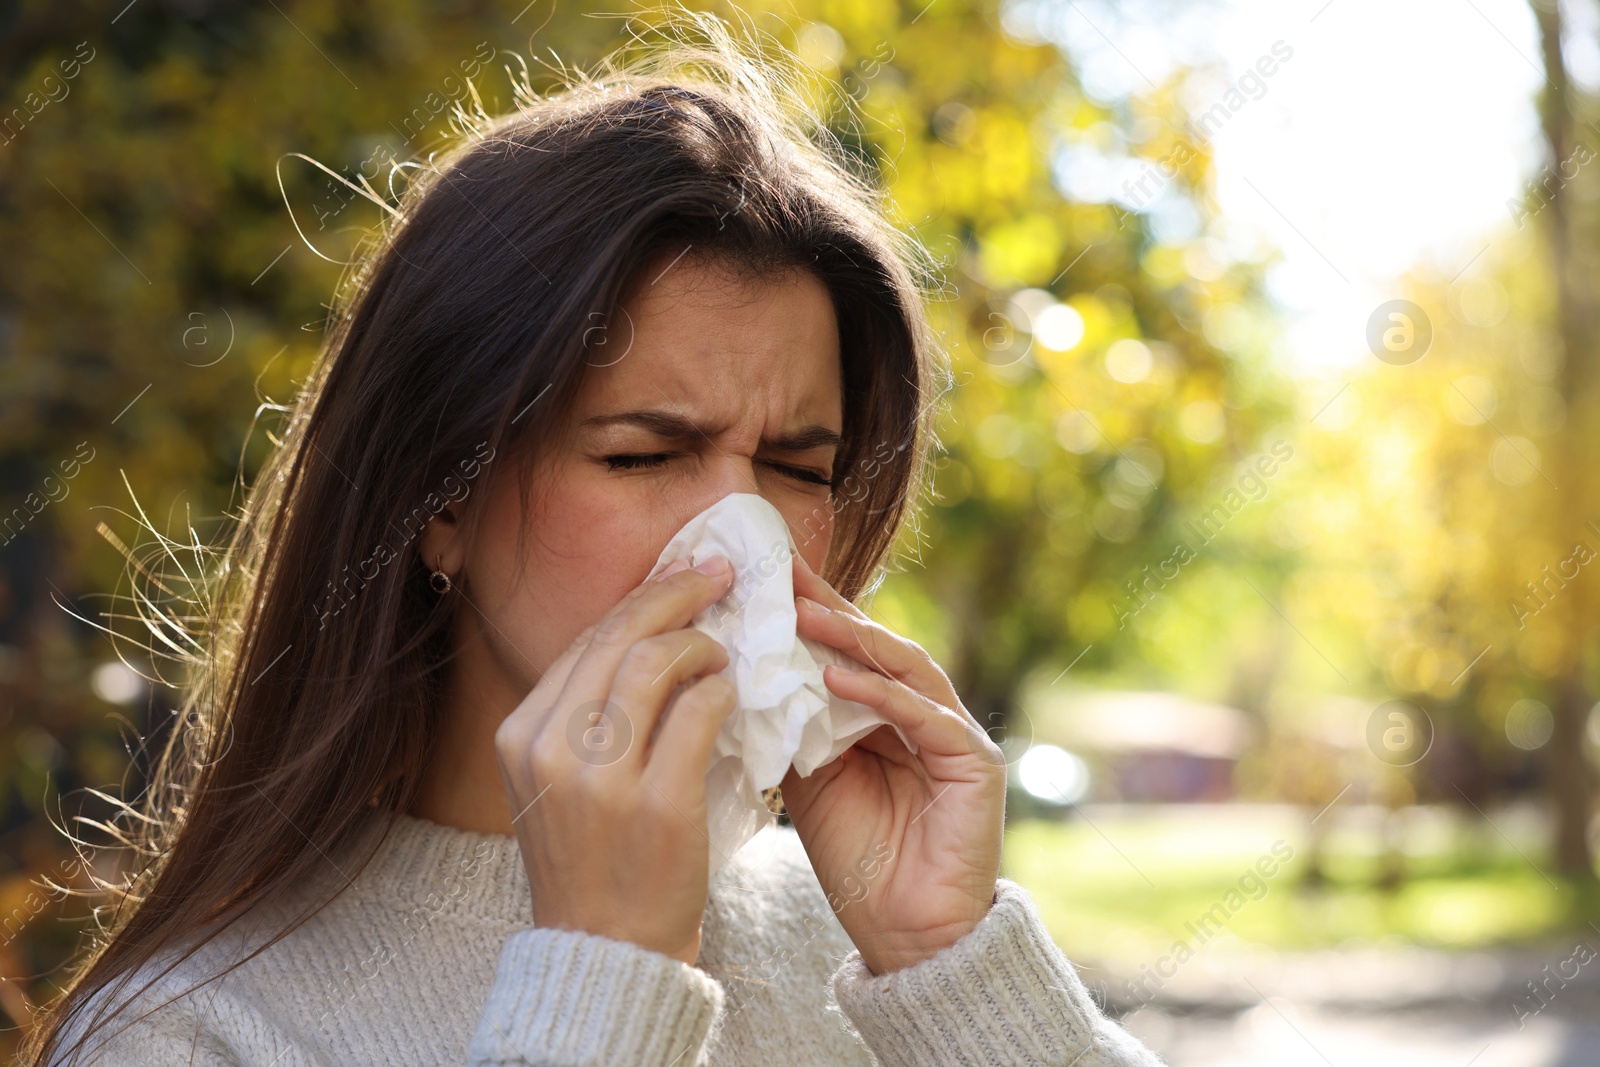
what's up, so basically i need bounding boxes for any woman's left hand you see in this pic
[779,550,1007,976]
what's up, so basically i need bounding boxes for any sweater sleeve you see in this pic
[466,926,726,1067]
[829,878,1166,1067]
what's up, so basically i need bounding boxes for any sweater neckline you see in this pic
[319,806,803,931]
[331,807,534,928]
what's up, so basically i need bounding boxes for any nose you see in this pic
[651,451,834,577]
[682,453,764,518]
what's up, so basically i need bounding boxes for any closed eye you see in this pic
[601,453,832,486]
[764,461,832,486]
[603,453,674,471]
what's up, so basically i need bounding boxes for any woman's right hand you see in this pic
[493,554,738,967]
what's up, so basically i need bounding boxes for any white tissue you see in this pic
[645,493,916,877]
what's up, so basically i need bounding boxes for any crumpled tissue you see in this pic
[645,493,916,877]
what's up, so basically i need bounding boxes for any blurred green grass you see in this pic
[1004,809,1576,964]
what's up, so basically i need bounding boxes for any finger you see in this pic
[846,717,922,767]
[558,558,734,708]
[792,553,960,705]
[602,630,730,770]
[796,595,954,703]
[822,663,989,767]
[791,550,867,620]
[530,557,697,701]
[644,673,739,803]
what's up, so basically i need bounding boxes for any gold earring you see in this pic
[429,553,453,595]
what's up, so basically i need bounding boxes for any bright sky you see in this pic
[1003,0,1562,378]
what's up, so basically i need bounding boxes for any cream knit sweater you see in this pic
[53,809,1164,1066]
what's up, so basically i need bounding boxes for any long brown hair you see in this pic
[24,11,945,1065]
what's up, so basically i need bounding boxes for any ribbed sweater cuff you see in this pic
[468,926,724,1067]
[830,878,1161,1067]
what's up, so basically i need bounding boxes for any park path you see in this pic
[1099,939,1600,1066]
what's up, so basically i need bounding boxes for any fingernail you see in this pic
[797,596,829,615]
[655,559,690,581]
[693,555,731,576]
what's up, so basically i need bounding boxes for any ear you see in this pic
[418,500,467,581]
[419,443,518,584]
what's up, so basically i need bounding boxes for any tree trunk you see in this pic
[1531,0,1597,880]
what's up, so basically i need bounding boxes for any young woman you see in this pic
[26,16,1165,1067]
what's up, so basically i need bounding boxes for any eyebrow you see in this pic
[580,409,843,452]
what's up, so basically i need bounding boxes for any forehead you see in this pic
[570,252,842,427]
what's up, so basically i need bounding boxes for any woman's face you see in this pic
[437,251,843,699]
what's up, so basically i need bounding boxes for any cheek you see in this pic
[467,466,662,674]
[778,497,834,575]
[520,477,657,624]
[506,464,732,633]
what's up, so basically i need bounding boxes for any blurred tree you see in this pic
[1526,0,1599,882]
[1241,0,1600,889]
[818,1,1298,740]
